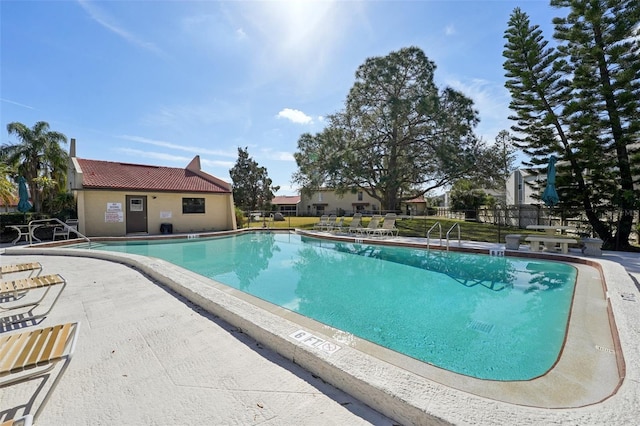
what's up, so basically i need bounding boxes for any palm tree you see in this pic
[0,163,17,212]
[2,121,68,212]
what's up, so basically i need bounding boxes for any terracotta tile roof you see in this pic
[272,195,300,205]
[406,195,426,203]
[77,158,230,193]
[1,195,18,207]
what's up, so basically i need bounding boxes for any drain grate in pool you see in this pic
[467,320,494,334]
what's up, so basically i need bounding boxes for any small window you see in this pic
[183,198,205,214]
[318,193,323,202]
[130,198,144,212]
[357,191,363,201]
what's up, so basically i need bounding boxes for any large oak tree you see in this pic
[293,47,501,212]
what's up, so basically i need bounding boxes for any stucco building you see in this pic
[506,169,542,206]
[68,139,236,237]
[299,188,380,216]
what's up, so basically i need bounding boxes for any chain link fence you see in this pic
[238,206,640,246]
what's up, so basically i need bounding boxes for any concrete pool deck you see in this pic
[1,232,639,425]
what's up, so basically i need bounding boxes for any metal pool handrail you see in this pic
[28,218,92,248]
[446,223,461,250]
[427,222,442,247]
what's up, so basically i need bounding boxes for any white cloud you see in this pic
[236,28,248,40]
[76,0,165,57]
[276,108,313,124]
[199,158,236,169]
[120,135,236,157]
[116,148,193,164]
[260,148,296,162]
[0,98,35,109]
[180,9,249,49]
[445,24,456,36]
[116,148,234,168]
[444,77,512,142]
[141,100,247,127]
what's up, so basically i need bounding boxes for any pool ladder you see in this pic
[427,221,461,251]
[426,222,442,247]
[446,223,461,250]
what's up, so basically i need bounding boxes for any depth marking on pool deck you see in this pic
[595,345,615,354]
[290,330,341,355]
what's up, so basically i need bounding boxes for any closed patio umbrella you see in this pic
[17,176,32,213]
[541,155,559,207]
[541,156,559,226]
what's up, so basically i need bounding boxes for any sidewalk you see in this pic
[2,237,639,425]
[0,252,394,425]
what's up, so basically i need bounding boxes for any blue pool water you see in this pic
[87,232,577,380]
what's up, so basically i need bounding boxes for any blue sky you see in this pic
[1,1,558,195]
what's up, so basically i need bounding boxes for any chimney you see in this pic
[70,138,76,157]
[186,155,201,172]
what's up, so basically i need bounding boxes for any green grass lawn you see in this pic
[244,215,543,244]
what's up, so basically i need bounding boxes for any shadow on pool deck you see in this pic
[0,253,395,425]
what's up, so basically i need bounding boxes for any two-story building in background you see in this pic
[299,188,380,216]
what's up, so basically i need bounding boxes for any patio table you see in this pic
[9,224,42,245]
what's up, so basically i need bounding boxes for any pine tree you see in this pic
[552,0,640,249]
[503,2,640,250]
[229,147,279,212]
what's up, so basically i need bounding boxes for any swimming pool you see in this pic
[87,232,577,381]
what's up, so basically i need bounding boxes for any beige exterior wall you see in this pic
[506,170,542,206]
[77,189,236,237]
[299,189,380,216]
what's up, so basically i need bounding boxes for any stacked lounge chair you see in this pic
[0,262,79,424]
[346,213,363,234]
[368,213,399,237]
[319,214,337,231]
[313,215,330,230]
[327,216,345,232]
[0,262,42,277]
[1,274,67,325]
[356,215,382,236]
[0,322,79,422]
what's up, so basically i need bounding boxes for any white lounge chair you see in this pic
[1,274,66,325]
[313,215,330,230]
[356,215,382,236]
[52,219,78,240]
[346,214,363,234]
[322,214,337,231]
[327,216,344,232]
[369,213,399,237]
[0,322,79,423]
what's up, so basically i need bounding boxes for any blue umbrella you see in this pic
[17,176,32,212]
[541,155,559,207]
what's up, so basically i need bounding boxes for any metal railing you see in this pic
[426,222,442,247]
[446,223,461,250]
[28,218,91,248]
